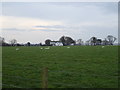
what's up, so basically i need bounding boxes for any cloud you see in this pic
[1,28,26,31]
[0,15,63,31]
[35,25,65,28]
[48,2,118,13]
[32,29,63,32]
[1,2,118,43]
[33,25,66,31]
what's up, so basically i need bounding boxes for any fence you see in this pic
[2,67,48,88]
[2,67,118,88]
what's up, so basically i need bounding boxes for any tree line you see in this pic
[45,35,117,46]
[0,35,117,46]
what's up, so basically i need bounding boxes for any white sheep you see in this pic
[45,47,50,49]
[102,46,105,48]
[40,48,43,49]
[67,47,70,48]
[16,48,19,51]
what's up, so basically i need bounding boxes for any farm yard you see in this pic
[2,46,118,88]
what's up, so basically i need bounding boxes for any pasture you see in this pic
[2,46,118,88]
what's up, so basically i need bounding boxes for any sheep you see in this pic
[44,47,50,49]
[102,46,105,48]
[16,48,19,51]
[67,47,70,48]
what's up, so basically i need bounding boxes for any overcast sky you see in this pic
[0,2,118,44]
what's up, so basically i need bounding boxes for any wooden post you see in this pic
[42,67,48,89]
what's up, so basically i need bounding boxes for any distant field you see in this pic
[2,46,118,88]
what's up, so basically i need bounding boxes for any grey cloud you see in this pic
[32,28,64,32]
[48,2,118,13]
[34,29,61,32]
[1,28,26,31]
[1,2,118,43]
[35,25,65,28]
[2,2,117,24]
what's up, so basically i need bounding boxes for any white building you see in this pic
[50,41,63,46]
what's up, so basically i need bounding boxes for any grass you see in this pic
[2,46,118,88]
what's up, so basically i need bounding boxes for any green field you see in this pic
[2,46,118,88]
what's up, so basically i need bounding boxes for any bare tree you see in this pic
[102,38,108,45]
[59,36,66,46]
[10,39,17,46]
[65,37,75,45]
[45,39,51,46]
[59,36,75,46]
[96,39,102,45]
[27,42,31,46]
[0,36,5,46]
[76,39,83,45]
[106,35,117,45]
[89,37,97,46]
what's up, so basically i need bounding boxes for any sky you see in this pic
[0,2,118,44]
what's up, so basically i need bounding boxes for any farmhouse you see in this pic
[50,41,63,46]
